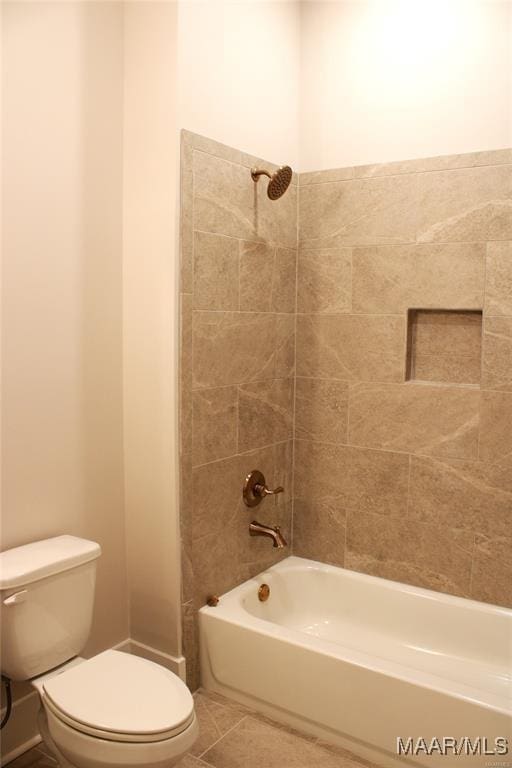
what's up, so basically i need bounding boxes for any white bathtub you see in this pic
[200,556,512,768]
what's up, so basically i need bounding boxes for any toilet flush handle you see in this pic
[3,590,28,605]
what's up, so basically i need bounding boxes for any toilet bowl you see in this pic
[32,650,198,768]
[0,536,198,768]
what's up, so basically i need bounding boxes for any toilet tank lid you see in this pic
[0,535,101,589]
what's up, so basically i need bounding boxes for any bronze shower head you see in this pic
[251,165,293,200]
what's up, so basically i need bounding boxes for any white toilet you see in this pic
[0,535,198,768]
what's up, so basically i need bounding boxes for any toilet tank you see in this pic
[0,535,101,681]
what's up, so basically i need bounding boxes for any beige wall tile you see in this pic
[482,316,512,391]
[182,129,243,164]
[299,174,417,249]
[479,390,512,463]
[348,383,480,459]
[345,511,473,597]
[180,141,194,293]
[275,313,296,378]
[292,499,346,567]
[239,241,296,313]
[238,378,294,452]
[299,167,355,185]
[417,165,512,243]
[471,535,512,608]
[354,148,512,179]
[485,241,512,316]
[294,440,409,518]
[193,231,239,310]
[409,455,512,540]
[192,311,276,389]
[192,386,238,466]
[407,310,482,386]
[352,243,485,314]
[191,454,243,605]
[297,248,352,313]
[296,314,405,382]
[295,377,348,443]
[193,150,297,248]
[180,293,193,456]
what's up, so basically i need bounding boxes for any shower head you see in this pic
[251,165,293,200]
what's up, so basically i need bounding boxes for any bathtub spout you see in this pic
[249,521,287,548]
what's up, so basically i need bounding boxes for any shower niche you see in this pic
[405,309,483,386]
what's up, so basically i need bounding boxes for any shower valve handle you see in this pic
[243,469,284,507]
[254,482,284,499]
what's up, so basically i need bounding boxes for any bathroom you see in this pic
[1,1,511,767]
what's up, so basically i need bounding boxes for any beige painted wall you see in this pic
[1,0,128,653]
[1,0,129,757]
[300,0,512,171]
[123,1,182,659]
[177,0,300,169]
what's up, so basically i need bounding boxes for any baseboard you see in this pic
[116,638,187,682]
[1,638,186,764]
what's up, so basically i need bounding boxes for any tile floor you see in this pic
[7,689,378,768]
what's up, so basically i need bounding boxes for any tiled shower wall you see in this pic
[180,134,512,689]
[294,149,512,609]
[179,131,297,688]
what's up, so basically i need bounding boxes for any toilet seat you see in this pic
[42,650,194,744]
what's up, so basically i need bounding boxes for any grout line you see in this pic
[191,439,293,470]
[298,239,509,250]
[405,454,413,519]
[298,159,512,186]
[198,715,250,760]
[290,194,300,553]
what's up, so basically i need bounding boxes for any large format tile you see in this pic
[295,377,349,443]
[189,691,246,758]
[192,312,276,389]
[299,174,417,249]
[239,241,296,313]
[275,314,296,378]
[180,140,194,293]
[194,232,239,311]
[348,383,480,459]
[353,148,512,178]
[297,248,352,313]
[482,316,512,391]
[181,293,193,455]
[485,241,512,316]
[296,314,405,382]
[292,498,346,567]
[352,243,485,314]
[238,378,294,452]
[479,390,512,463]
[471,535,512,608]
[192,386,238,466]
[193,151,297,248]
[416,164,512,243]
[294,440,409,518]
[202,716,344,768]
[345,511,473,597]
[409,455,512,540]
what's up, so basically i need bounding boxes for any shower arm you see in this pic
[251,169,272,182]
